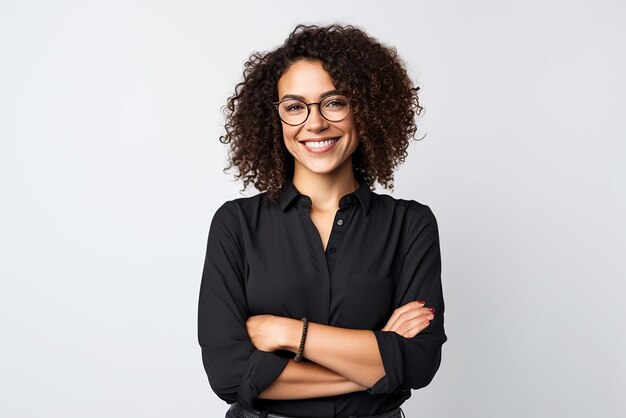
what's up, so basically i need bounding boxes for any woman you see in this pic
[198,24,447,418]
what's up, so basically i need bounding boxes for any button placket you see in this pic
[325,206,352,276]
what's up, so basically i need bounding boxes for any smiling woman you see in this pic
[198,24,446,418]
[277,60,360,176]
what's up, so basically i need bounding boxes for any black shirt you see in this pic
[197,177,447,417]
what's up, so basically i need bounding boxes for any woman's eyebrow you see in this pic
[279,89,341,101]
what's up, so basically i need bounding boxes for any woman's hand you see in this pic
[245,314,286,352]
[381,300,435,338]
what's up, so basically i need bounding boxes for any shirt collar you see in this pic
[279,177,371,216]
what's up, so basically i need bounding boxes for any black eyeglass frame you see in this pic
[272,95,352,126]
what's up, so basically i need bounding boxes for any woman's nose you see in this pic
[305,104,328,131]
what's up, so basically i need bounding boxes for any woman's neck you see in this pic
[292,160,359,213]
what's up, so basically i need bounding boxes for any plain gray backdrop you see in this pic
[1,0,625,417]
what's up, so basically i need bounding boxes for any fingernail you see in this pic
[417,300,425,304]
[428,307,435,313]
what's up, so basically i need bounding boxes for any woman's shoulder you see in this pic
[371,192,440,245]
[371,190,437,222]
[208,194,266,243]
[211,192,268,222]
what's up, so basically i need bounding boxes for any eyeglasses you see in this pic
[273,94,352,126]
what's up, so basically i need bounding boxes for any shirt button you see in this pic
[337,219,344,226]
[328,247,336,254]
[346,196,353,203]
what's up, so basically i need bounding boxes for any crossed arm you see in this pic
[255,319,382,399]
[247,300,435,400]
[259,357,369,400]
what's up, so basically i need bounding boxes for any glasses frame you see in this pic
[272,95,352,126]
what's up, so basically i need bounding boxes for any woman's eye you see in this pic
[325,99,347,108]
[285,104,304,112]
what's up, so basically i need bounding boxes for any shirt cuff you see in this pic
[237,350,290,409]
[367,330,405,395]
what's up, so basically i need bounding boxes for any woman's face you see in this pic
[277,59,359,177]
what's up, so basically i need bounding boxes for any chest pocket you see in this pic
[342,274,394,330]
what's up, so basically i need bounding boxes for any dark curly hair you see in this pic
[220,23,423,202]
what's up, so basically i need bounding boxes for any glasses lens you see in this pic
[320,95,350,122]
[277,99,308,125]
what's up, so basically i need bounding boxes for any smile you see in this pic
[300,137,340,153]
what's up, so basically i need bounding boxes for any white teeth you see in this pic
[304,138,339,149]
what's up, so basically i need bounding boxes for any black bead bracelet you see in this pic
[293,317,308,362]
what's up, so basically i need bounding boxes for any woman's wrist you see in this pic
[278,317,307,352]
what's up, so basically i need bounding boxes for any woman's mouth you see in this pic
[300,137,340,154]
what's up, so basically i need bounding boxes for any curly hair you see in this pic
[220,23,423,202]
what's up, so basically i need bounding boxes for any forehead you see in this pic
[277,60,336,100]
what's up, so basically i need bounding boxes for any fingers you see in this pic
[390,307,433,328]
[383,300,424,330]
[382,300,435,332]
[396,316,432,338]
[396,320,418,338]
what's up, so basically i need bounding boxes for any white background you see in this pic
[1,1,625,417]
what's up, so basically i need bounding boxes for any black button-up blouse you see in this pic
[198,177,447,417]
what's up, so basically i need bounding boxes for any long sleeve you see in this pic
[197,201,289,408]
[367,204,447,395]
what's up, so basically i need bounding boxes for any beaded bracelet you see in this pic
[293,317,308,362]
